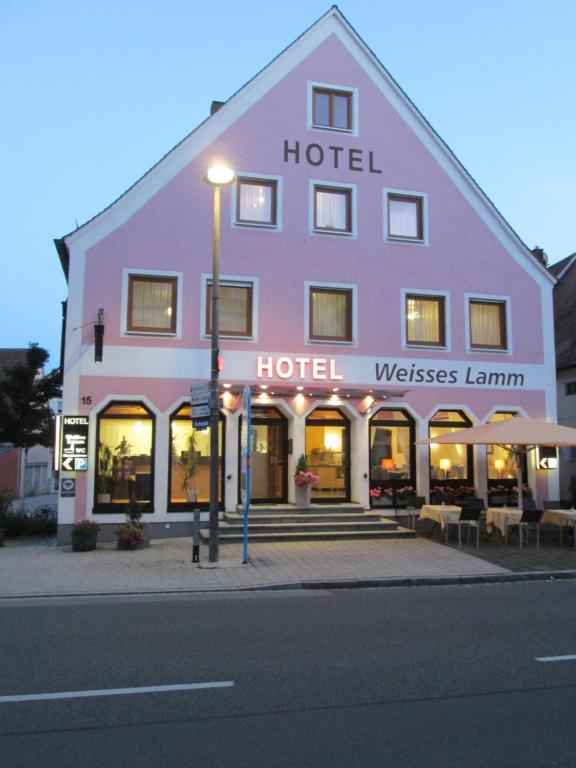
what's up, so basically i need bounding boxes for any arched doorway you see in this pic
[247,406,288,503]
[305,408,350,502]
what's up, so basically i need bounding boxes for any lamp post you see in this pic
[204,163,235,563]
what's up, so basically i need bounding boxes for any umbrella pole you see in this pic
[514,449,523,510]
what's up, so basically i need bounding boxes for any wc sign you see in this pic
[61,416,89,471]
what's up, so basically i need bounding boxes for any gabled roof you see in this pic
[56,5,554,287]
[553,253,576,370]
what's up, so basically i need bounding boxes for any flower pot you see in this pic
[97,493,111,504]
[71,530,97,552]
[186,489,199,503]
[294,484,312,508]
[373,497,393,507]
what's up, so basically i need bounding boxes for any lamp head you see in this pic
[204,164,235,186]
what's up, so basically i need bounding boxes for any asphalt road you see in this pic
[2,581,576,767]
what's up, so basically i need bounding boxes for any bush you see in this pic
[4,505,57,538]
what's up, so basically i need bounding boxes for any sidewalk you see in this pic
[1,532,575,599]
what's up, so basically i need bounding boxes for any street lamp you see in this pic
[204,163,235,563]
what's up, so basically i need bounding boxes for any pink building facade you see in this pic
[55,8,557,539]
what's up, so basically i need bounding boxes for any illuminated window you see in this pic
[236,178,277,226]
[95,402,154,510]
[312,87,353,131]
[127,275,177,334]
[406,294,445,347]
[469,299,507,350]
[428,410,473,484]
[169,404,224,508]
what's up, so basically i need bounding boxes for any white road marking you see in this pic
[535,655,576,663]
[0,680,234,704]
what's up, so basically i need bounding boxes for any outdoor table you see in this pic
[486,507,522,541]
[419,504,462,530]
[541,509,576,547]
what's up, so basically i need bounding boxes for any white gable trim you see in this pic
[62,7,554,290]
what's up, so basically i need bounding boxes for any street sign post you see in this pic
[240,386,252,564]
[191,383,210,429]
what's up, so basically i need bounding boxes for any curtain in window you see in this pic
[312,290,348,338]
[470,302,503,347]
[239,183,271,223]
[407,297,441,343]
[131,279,173,330]
[207,285,250,335]
[389,198,419,238]
[316,190,348,230]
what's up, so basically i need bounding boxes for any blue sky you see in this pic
[1,0,574,368]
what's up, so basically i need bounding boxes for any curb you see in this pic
[2,568,576,601]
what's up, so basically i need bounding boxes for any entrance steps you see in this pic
[204,503,416,543]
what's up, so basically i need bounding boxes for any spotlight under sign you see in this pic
[537,445,558,470]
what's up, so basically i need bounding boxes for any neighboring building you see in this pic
[0,349,55,497]
[54,7,558,541]
[551,253,576,497]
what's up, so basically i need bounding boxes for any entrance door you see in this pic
[248,407,288,503]
[306,408,350,502]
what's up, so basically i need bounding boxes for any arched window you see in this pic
[428,410,473,490]
[95,402,154,511]
[169,405,224,509]
[486,411,527,494]
[369,409,415,493]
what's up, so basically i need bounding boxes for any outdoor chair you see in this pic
[508,508,543,550]
[444,506,482,549]
[403,495,426,529]
[461,498,485,513]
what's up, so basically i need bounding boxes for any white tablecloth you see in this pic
[541,509,576,527]
[486,507,522,537]
[419,504,462,529]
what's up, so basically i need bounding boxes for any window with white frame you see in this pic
[469,299,508,350]
[309,286,353,342]
[313,185,352,233]
[236,177,277,226]
[385,191,427,242]
[312,86,353,131]
[127,274,177,334]
[205,280,254,338]
[405,293,445,347]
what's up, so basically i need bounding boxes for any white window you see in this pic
[305,281,357,345]
[232,174,282,230]
[122,270,182,336]
[402,289,450,350]
[465,294,511,353]
[310,181,356,237]
[308,81,358,135]
[201,275,258,341]
[384,189,428,244]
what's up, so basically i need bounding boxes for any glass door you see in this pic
[247,407,288,503]
[306,408,350,502]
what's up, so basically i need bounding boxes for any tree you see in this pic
[0,344,62,454]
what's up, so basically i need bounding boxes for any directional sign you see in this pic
[537,445,558,470]
[61,416,89,472]
[190,383,210,405]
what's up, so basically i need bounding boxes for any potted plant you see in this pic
[293,454,320,508]
[97,443,113,504]
[488,484,510,506]
[0,489,13,547]
[115,494,148,550]
[174,432,199,502]
[71,519,101,552]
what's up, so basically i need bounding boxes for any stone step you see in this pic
[236,503,366,515]
[205,527,416,543]
[224,512,393,525]
[220,520,400,534]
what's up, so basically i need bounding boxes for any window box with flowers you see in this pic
[71,520,101,552]
[430,485,456,505]
[115,495,149,550]
[370,487,394,507]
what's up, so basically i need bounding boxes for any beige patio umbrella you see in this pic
[417,417,576,509]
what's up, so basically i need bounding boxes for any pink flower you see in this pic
[294,470,320,487]
[369,487,382,498]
